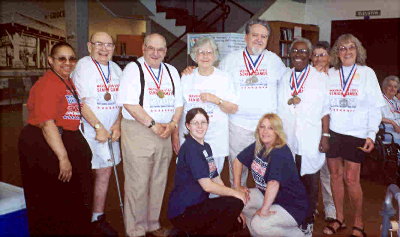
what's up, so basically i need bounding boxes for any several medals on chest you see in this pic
[288,65,310,106]
[92,58,112,101]
[339,64,357,108]
[243,49,264,85]
[144,62,165,98]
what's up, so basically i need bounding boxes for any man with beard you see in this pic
[277,37,330,236]
[72,32,121,236]
[220,19,287,187]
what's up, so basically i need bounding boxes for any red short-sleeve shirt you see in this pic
[27,70,81,131]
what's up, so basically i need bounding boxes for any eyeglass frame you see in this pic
[144,44,167,54]
[90,41,115,49]
[338,45,356,53]
[189,121,209,127]
[290,48,309,55]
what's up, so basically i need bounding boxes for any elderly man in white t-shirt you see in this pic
[221,19,287,187]
[73,31,121,236]
[117,33,183,237]
[277,38,330,236]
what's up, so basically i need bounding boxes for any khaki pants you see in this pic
[228,122,254,187]
[121,119,172,237]
[243,188,304,237]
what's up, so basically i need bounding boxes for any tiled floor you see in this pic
[1,104,396,236]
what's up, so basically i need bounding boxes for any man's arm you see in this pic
[81,101,110,143]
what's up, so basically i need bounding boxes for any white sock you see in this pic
[92,212,104,222]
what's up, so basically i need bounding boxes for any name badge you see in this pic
[203,150,209,157]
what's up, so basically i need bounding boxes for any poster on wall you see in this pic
[187,33,246,61]
[0,23,65,70]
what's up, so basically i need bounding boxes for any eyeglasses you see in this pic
[339,45,356,52]
[312,53,328,58]
[90,41,115,49]
[52,56,77,64]
[145,45,167,54]
[190,121,208,127]
[290,48,309,54]
[197,50,213,56]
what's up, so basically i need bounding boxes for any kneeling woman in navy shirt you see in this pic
[168,107,247,235]
[233,113,309,237]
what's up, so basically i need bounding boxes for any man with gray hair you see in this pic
[117,33,183,237]
[222,19,287,188]
[277,37,330,236]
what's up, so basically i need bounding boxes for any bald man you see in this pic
[117,33,183,237]
[72,32,121,236]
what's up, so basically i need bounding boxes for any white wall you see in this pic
[259,0,400,43]
[259,0,306,24]
[305,0,400,42]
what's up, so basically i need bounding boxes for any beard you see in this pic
[251,47,264,55]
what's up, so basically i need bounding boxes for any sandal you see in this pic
[350,226,367,237]
[323,219,346,235]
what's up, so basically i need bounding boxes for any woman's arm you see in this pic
[199,92,238,114]
[198,177,248,204]
[256,180,280,217]
[39,120,72,182]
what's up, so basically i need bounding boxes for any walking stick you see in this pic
[108,138,124,219]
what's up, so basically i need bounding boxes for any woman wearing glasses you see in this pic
[173,37,238,176]
[18,42,93,236]
[323,34,385,237]
[168,108,247,235]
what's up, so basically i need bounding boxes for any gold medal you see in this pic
[293,96,301,105]
[157,90,165,98]
[287,98,294,105]
[104,92,111,101]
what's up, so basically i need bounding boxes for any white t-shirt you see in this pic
[117,57,183,123]
[278,65,330,175]
[72,56,122,168]
[381,94,400,126]
[219,48,287,131]
[328,65,385,141]
[179,67,238,157]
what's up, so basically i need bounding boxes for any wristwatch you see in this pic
[148,119,155,128]
[94,123,102,130]
[322,133,331,137]
[217,99,223,105]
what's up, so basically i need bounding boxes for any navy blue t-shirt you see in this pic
[237,143,308,225]
[167,135,218,219]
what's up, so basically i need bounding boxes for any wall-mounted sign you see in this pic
[355,10,381,17]
[45,10,65,19]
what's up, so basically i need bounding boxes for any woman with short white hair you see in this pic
[172,37,238,176]
[381,75,400,144]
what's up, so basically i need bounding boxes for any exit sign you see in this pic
[356,10,381,17]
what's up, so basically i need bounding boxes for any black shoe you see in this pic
[92,214,118,236]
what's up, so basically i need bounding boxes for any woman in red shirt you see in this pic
[18,42,93,236]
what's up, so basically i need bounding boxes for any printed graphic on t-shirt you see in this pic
[251,155,268,191]
[63,90,80,120]
[329,88,358,112]
[239,69,268,89]
[205,154,218,178]
[96,84,120,109]
[184,89,216,118]
[148,87,175,113]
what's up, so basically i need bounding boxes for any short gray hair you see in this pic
[190,37,219,63]
[290,37,312,53]
[245,19,271,36]
[382,75,400,90]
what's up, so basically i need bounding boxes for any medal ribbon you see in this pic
[144,62,163,90]
[289,65,310,96]
[242,49,264,76]
[91,57,111,92]
[339,64,357,97]
[383,94,400,113]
